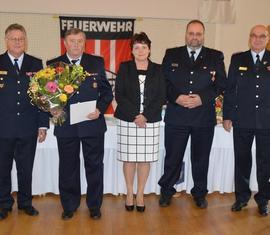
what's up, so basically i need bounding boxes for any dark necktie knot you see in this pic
[255,54,261,68]
[71,59,79,65]
[190,51,196,63]
[14,58,20,74]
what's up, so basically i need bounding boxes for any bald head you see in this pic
[249,25,269,53]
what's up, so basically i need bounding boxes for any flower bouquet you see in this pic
[28,62,90,125]
[215,94,223,124]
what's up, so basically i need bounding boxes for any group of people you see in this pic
[0,19,269,222]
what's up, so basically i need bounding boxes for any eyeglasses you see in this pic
[7,37,25,43]
[250,34,268,40]
[187,32,203,37]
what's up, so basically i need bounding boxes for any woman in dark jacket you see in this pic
[114,32,165,212]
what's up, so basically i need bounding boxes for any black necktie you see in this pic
[71,59,79,65]
[190,51,196,64]
[14,58,20,74]
[255,54,260,67]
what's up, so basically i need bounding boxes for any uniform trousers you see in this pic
[233,128,270,206]
[57,134,104,212]
[159,124,214,199]
[0,136,37,209]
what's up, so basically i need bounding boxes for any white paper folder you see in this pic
[70,100,97,125]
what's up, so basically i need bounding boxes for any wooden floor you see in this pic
[0,193,269,235]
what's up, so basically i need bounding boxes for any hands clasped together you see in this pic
[176,94,202,109]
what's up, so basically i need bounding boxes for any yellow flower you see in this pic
[30,82,39,92]
[35,68,55,79]
[59,94,67,102]
[216,107,221,113]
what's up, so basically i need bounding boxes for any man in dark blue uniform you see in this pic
[0,23,49,220]
[223,25,270,216]
[158,20,226,208]
[47,28,113,220]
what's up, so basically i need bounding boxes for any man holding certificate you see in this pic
[47,28,113,220]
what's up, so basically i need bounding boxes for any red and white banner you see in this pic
[59,16,135,114]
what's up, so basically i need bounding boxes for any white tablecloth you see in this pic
[11,119,258,195]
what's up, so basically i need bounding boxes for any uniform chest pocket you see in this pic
[199,66,216,84]
[169,64,180,73]
[79,78,99,98]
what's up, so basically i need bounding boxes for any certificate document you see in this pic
[70,100,97,125]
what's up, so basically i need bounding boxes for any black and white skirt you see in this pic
[117,119,160,162]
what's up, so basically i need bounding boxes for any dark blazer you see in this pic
[0,52,49,138]
[163,46,226,127]
[114,60,166,122]
[47,53,113,137]
[223,49,270,129]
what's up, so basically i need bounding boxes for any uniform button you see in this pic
[190,71,194,75]
[189,91,193,94]
[17,81,20,84]
[256,85,259,88]
[256,105,259,109]
[0,77,3,81]
[76,91,79,94]
[190,81,193,84]
[17,102,20,105]
[256,95,259,98]
[256,75,260,78]
[17,91,20,95]
[17,112,20,116]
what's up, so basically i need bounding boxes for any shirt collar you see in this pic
[251,49,265,63]
[7,52,24,68]
[66,53,82,65]
[186,46,202,60]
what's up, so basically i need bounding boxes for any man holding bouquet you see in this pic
[0,23,49,220]
[47,28,113,220]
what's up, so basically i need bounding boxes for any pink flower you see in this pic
[46,81,58,93]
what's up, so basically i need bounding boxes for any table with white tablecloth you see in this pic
[11,119,258,195]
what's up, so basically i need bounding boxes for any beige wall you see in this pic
[0,0,269,69]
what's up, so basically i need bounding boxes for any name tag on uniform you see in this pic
[239,66,247,71]
[0,70,7,75]
[171,63,179,67]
